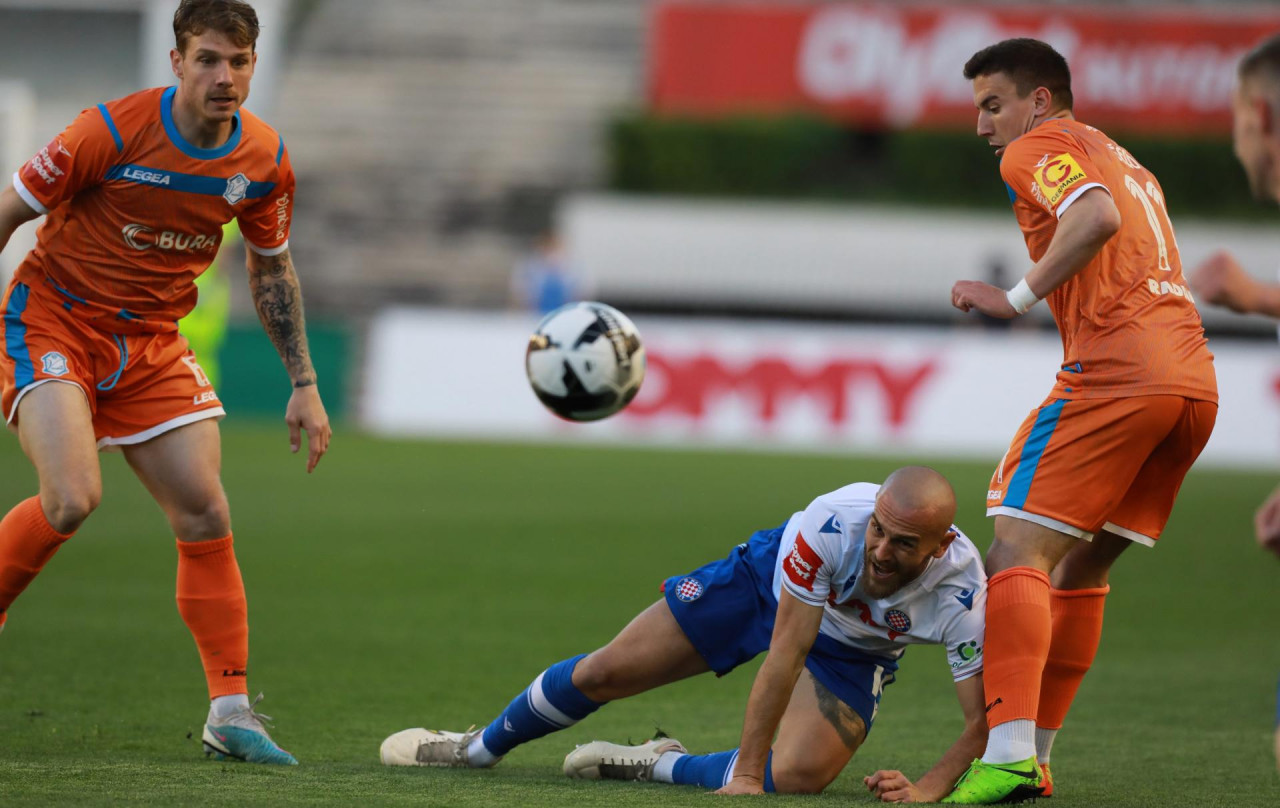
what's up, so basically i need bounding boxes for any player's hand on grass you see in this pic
[864,769,925,803]
[1254,486,1280,558]
[286,383,331,473]
[1189,251,1258,314]
[715,773,765,795]
[951,280,1017,319]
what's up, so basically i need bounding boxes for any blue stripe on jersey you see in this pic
[275,135,285,166]
[160,86,242,160]
[4,283,34,389]
[97,104,124,153]
[104,164,275,200]
[1003,399,1067,510]
[1004,182,1018,205]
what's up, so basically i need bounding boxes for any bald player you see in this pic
[381,467,991,802]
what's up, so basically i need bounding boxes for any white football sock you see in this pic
[652,750,684,784]
[982,718,1036,764]
[1035,727,1058,765]
[466,733,499,768]
[209,693,250,720]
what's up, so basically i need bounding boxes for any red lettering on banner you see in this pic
[626,352,936,428]
[650,3,1274,135]
[783,533,824,592]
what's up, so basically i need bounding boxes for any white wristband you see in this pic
[1006,278,1040,314]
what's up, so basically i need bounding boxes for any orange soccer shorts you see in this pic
[1,281,224,448]
[985,394,1217,546]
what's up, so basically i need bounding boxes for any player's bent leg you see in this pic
[571,598,712,702]
[0,383,98,627]
[384,599,711,769]
[769,668,865,793]
[119,420,279,760]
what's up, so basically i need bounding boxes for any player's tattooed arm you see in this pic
[246,247,317,386]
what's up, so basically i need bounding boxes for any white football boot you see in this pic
[563,737,687,781]
[380,726,498,768]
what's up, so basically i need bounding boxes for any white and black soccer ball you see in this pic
[525,302,646,422]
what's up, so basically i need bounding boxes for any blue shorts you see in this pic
[663,525,898,732]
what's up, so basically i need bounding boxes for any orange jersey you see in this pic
[11,87,294,333]
[999,118,1217,403]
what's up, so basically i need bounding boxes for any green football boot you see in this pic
[941,756,1044,804]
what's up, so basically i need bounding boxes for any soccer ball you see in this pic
[525,302,646,422]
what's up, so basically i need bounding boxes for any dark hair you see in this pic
[963,38,1073,111]
[1240,33,1280,86]
[173,0,259,54]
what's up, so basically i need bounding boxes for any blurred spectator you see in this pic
[510,230,590,315]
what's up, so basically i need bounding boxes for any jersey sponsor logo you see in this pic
[28,139,70,186]
[1032,152,1088,209]
[223,172,250,205]
[121,223,220,253]
[955,588,976,611]
[121,166,172,186]
[193,391,219,406]
[951,640,982,669]
[986,489,1002,501]
[273,193,290,241]
[673,576,704,602]
[40,352,69,377]
[819,514,842,534]
[1145,278,1195,302]
[783,532,823,591]
[884,609,911,633]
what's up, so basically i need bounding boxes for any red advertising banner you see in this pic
[649,2,1280,135]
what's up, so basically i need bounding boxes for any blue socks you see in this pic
[478,654,602,758]
[667,749,775,791]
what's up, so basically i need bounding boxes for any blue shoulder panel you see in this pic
[97,104,124,153]
[1004,182,1018,205]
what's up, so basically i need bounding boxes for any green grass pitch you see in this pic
[0,422,1276,806]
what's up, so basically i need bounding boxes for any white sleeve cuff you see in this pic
[1054,181,1107,219]
[243,236,289,256]
[12,173,48,215]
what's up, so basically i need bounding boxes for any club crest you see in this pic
[40,351,69,377]
[674,576,704,603]
[223,172,250,205]
[884,609,912,633]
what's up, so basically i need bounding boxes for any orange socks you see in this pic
[175,535,250,699]
[1037,586,1109,730]
[983,567,1052,729]
[0,497,74,615]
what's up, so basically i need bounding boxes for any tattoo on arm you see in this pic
[811,672,867,751]
[247,248,316,386]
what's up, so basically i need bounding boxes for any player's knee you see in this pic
[770,758,839,794]
[173,496,232,541]
[570,651,629,702]
[40,484,101,534]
